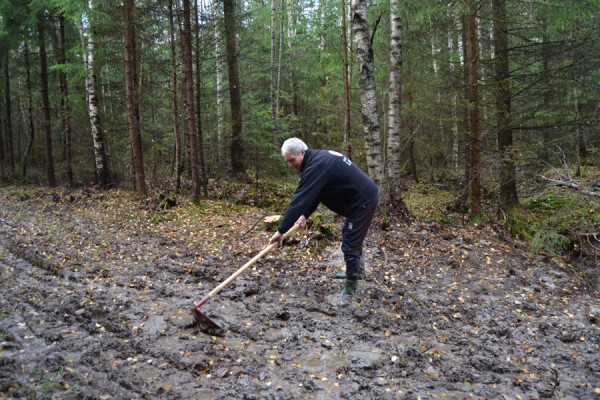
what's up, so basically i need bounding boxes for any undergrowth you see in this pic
[501,191,599,255]
[2,173,598,259]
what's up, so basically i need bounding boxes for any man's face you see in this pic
[284,150,305,172]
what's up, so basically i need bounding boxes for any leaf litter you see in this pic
[0,186,598,399]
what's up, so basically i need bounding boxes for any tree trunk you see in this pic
[385,0,412,219]
[270,0,278,140]
[465,0,481,219]
[168,0,183,193]
[541,22,550,162]
[493,0,517,212]
[386,0,402,204]
[286,0,298,118]
[58,15,74,187]
[223,0,247,180]
[0,107,3,178]
[351,0,383,186]
[4,51,15,178]
[21,40,35,178]
[38,15,57,187]
[195,0,208,196]
[277,0,283,123]
[316,0,328,138]
[406,72,419,184]
[182,0,201,202]
[81,1,111,187]
[341,0,351,155]
[214,2,225,165]
[448,21,460,172]
[573,87,586,177]
[124,0,146,196]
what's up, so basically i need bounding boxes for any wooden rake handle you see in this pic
[205,223,301,299]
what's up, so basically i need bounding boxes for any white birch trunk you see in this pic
[351,0,383,185]
[270,0,277,139]
[277,0,283,116]
[214,2,225,163]
[287,0,298,115]
[81,0,110,186]
[386,0,402,202]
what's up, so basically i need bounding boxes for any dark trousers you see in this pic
[341,195,378,281]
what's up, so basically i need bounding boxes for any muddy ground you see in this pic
[0,187,598,399]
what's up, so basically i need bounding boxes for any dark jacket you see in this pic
[278,149,379,233]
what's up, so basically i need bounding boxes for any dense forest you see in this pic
[0,0,598,215]
[0,1,599,397]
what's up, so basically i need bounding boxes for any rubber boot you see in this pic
[339,279,357,299]
[335,258,365,280]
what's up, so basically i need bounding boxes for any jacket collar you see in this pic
[300,148,312,173]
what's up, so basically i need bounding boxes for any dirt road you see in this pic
[0,187,598,399]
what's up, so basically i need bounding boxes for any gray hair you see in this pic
[281,137,308,157]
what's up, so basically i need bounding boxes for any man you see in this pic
[269,138,379,299]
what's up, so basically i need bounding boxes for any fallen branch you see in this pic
[539,175,600,198]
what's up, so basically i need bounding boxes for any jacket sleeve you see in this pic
[277,161,329,233]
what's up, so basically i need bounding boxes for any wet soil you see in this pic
[0,187,598,399]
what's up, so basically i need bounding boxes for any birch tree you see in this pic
[213,2,225,164]
[286,0,298,116]
[386,0,402,204]
[341,0,351,153]
[351,0,383,185]
[81,0,110,187]
[270,0,278,139]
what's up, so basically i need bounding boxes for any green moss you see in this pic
[522,192,568,212]
[404,184,457,220]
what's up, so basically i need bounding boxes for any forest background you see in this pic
[0,0,599,257]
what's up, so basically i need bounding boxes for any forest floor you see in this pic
[0,185,598,399]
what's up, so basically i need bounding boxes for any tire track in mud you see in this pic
[0,232,218,399]
[1,195,599,399]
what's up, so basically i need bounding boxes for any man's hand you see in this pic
[269,218,304,248]
[269,231,284,248]
[296,215,307,227]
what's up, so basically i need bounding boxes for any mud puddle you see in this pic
[0,190,598,399]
